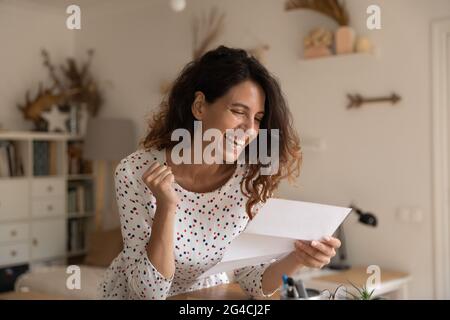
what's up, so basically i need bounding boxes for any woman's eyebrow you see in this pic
[231,103,264,114]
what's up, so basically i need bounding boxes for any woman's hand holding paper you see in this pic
[292,236,341,269]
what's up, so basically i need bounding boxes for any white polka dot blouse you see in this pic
[98,148,278,300]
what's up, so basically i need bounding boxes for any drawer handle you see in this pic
[32,238,38,246]
[10,250,17,257]
[10,230,17,237]
[47,185,54,193]
[47,205,54,211]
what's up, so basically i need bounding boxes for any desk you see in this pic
[0,266,410,300]
[299,266,411,300]
[169,283,274,300]
[0,291,67,300]
[170,266,411,300]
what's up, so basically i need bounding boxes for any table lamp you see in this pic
[83,118,136,230]
[327,204,378,270]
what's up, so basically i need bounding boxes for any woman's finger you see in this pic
[311,240,335,257]
[294,247,326,268]
[160,171,175,185]
[145,165,168,183]
[321,236,341,249]
[142,162,160,179]
[295,241,330,264]
[144,161,160,175]
[153,167,172,185]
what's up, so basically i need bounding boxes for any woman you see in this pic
[100,46,340,300]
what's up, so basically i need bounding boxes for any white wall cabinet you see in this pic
[30,218,66,260]
[0,131,94,268]
[0,180,29,221]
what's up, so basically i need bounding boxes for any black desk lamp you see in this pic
[327,204,378,270]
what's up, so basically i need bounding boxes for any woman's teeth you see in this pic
[225,135,245,147]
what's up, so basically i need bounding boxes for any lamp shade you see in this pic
[351,205,378,227]
[83,118,137,161]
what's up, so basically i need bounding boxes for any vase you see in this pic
[78,103,89,136]
[68,104,79,134]
[335,26,355,55]
[356,36,373,54]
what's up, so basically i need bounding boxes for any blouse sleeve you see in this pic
[233,261,279,298]
[233,201,280,299]
[113,159,173,300]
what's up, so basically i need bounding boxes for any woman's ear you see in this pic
[191,92,206,120]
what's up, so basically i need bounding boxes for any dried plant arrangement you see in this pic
[192,6,225,60]
[285,0,349,26]
[18,49,102,130]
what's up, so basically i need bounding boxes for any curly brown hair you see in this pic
[141,46,302,219]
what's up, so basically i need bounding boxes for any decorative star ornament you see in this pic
[41,105,70,132]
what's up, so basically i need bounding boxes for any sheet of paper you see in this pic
[244,198,351,240]
[198,198,351,279]
[200,234,292,278]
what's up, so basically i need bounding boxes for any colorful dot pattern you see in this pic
[98,148,276,300]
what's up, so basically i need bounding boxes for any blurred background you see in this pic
[0,0,450,300]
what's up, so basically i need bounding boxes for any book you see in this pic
[49,142,57,175]
[68,187,77,213]
[6,142,14,176]
[76,184,85,215]
[33,141,49,176]
[0,142,10,177]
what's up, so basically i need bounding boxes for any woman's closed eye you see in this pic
[231,109,245,115]
[231,109,263,123]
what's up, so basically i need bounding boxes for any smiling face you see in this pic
[191,80,266,162]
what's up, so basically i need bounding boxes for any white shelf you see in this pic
[0,130,82,141]
[298,52,378,64]
[0,176,28,181]
[68,174,94,181]
[32,175,66,179]
[66,250,88,258]
[68,212,94,219]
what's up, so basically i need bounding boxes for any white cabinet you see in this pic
[31,198,65,218]
[0,132,94,269]
[0,243,30,266]
[0,221,30,266]
[31,178,65,198]
[0,222,29,243]
[30,219,66,260]
[0,180,29,221]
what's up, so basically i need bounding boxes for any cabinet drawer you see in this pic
[31,178,65,198]
[31,218,66,260]
[31,198,65,218]
[0,223,29,243]
[0,180,29,221]
[0,243,29,266]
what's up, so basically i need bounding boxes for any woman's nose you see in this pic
[242,117,257,132]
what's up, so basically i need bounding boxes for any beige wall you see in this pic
[0,0,74,131]
[2,0,450,298]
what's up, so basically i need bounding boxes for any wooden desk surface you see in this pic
[0,267,410,300]
[311,266,410,288]
[169,266,410,300]
[169,283,280,300]
[0,291,67,300]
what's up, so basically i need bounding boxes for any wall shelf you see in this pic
[298,51,379,64]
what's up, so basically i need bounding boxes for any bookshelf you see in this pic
[0,131,95,269]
